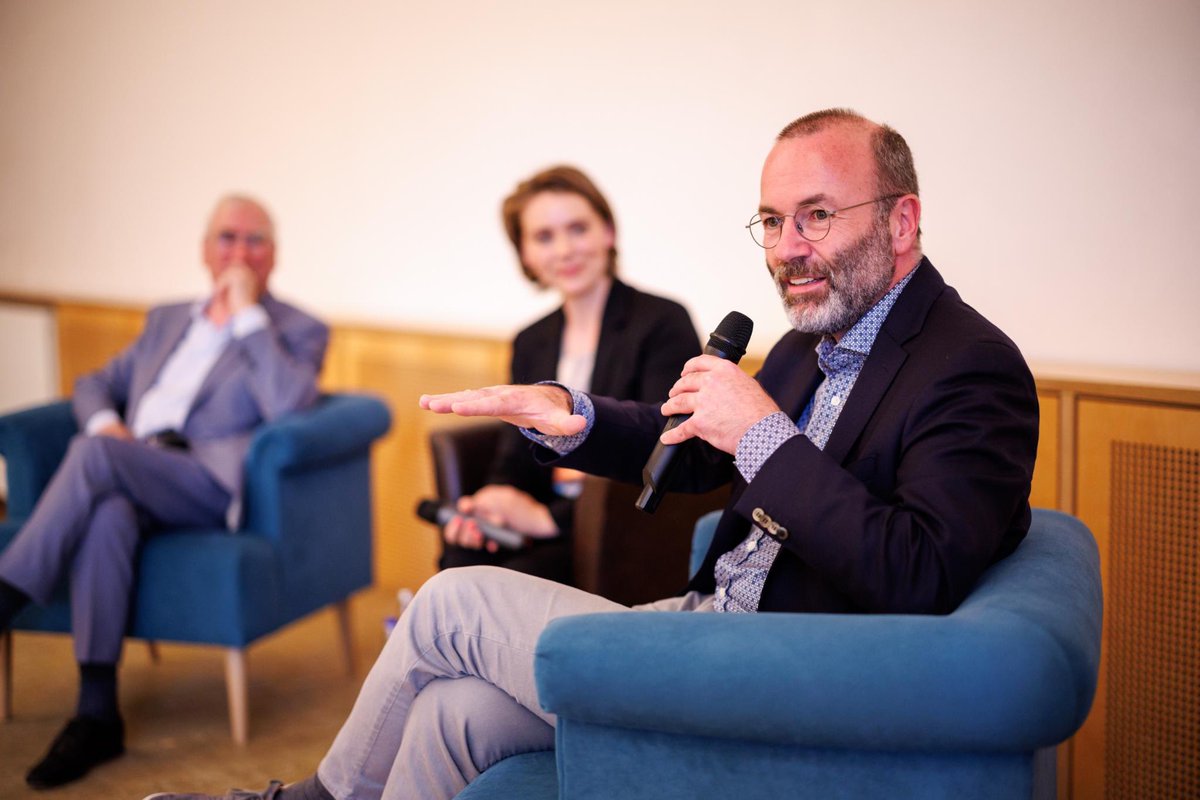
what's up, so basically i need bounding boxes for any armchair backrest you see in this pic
[688,509,722,580]
[426,422,728,605]
[429,421,506,502]
[0,400,76,519]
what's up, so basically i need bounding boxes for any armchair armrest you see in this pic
[241,392,391,610]
[242,393,391,537]
[0,400,77,517]
[537,510,1101,754]
[246,393,391,474]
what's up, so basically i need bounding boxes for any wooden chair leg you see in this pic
[334,598,356,678]
[224,648,248,745]
[1,630,11,721]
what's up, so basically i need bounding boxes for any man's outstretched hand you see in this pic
[419,384,587,436]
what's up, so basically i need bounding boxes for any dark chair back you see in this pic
[426,422,728,605]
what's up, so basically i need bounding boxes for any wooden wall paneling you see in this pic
[1031,390,1061,511]
[54,303,146,394]
[1072,398,1200,800]
[320,325,509,592]
[1030,388,1068,798]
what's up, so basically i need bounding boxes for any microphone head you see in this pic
[706,311,754,362]
[415,499,441,524]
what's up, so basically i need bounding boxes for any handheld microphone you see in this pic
[636,311,754,513]
[415,499,525,550]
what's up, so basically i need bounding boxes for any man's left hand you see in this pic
[658,355,782,455]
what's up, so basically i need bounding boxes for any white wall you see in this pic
[0,304,57,411]
[1,0,1197,369]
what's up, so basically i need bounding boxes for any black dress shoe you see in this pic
[26,715,125,789]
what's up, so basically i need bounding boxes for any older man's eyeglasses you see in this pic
[212,231,271,250]
[746,195,901,248]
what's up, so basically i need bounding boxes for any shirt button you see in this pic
[716,586,727,599]
[746,539,757,552]
[830,395,841,407]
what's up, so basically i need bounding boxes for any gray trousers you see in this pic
[0,434,229,663]
[317,565,711,800]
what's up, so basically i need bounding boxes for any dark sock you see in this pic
[280,774,335,800]
[77,662,120,722]
[0,577,30,630]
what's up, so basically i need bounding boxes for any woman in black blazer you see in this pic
[439,166,700,583]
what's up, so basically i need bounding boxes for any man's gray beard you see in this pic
[774,220,895,336]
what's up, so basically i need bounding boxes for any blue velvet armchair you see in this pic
[455,507,1102,800]
[0,393,391,743]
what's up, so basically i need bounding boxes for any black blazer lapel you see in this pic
[822,331,906,464]
[517,309,563,385]
[588,279,633,397]
[777,345,824,425]
[822,258,945,464]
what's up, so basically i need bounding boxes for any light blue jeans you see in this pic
[317,565,711,800]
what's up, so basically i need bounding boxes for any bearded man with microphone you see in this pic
[149,109,1037,800]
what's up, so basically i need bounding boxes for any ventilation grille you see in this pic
[1106,442,1200,799]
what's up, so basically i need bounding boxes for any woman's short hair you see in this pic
[501,165,618,283]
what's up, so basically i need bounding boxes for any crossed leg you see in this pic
[316,566,628,800]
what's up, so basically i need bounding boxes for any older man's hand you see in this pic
[213,263,262,316]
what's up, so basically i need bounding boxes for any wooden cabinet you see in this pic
[1035,371,1200,800]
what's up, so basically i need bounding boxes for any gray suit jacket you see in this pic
[72,293,329,506]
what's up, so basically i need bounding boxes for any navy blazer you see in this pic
[488,278,700,533]
[555,260,1039,614]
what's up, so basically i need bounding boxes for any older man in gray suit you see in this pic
[0,194,329,790]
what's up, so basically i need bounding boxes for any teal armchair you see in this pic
[456,508,1102,800]
[0,393,391,743]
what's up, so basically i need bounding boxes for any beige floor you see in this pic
[0,587,398,800]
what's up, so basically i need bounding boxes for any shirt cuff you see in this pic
[734,411,800,483]
[231,304,269,338]
[85,409,122,436]
[519,382,595,455]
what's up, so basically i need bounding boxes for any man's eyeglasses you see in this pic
[746,195,901,248]
[211,231,271,250]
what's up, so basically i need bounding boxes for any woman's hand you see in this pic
[442,484,559,552]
